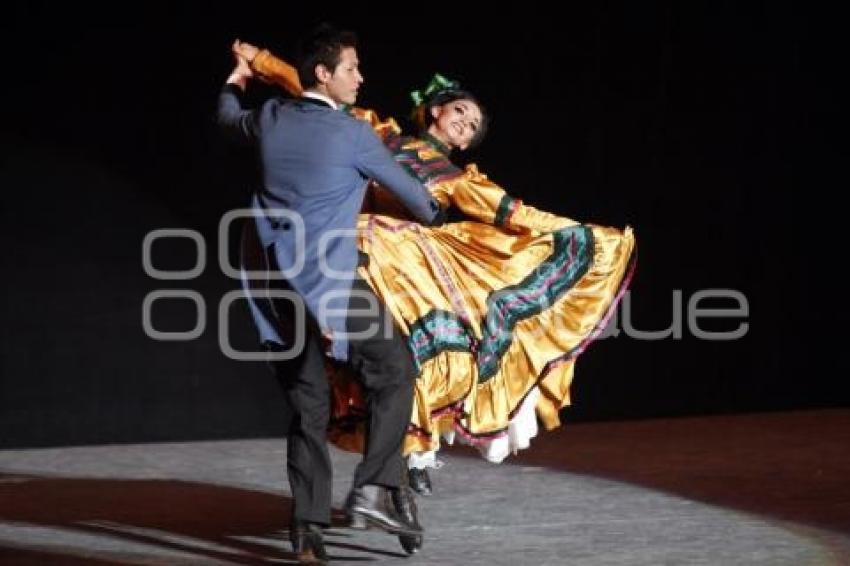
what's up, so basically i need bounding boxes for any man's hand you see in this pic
[428,206,448,227]
[226,40,254,90]
[232,39,260,63]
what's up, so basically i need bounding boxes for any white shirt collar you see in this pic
[303,90,338,110]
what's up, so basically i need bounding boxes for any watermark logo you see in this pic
[143,211,749,360]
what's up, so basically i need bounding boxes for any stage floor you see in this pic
[2,409,848,564]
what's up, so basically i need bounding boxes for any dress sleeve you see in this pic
[250,49,303,97]
[346,107,402,142]
[438,164,580,233]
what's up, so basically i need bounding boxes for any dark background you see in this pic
[1,3,842,448]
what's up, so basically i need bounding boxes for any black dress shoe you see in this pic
[392,485,423,555]
[290,521,328,564]
[408,467,433,496]
[346,485,423,536]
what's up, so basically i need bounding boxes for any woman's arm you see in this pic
[437,164,580,233]
[249,48,304,97]
[241,42,402,141]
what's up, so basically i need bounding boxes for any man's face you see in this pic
[321,47,363,105]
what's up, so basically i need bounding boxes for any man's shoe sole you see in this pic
[348,507,423,537]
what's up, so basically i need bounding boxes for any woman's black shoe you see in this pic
[408,467,433,496]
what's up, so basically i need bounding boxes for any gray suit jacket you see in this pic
[218,86,440,360]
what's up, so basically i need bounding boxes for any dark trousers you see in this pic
[271,279,416,526]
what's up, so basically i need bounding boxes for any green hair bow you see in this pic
[410,73,460,107]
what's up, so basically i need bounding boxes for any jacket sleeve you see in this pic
[354,122,441,224]
[216,84,260,143]
[434,164,580,233]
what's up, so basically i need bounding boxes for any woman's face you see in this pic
[429,99,483,150]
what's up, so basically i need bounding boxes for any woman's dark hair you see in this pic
[295,23,358,89]
[412,89,489,151]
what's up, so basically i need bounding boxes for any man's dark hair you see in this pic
[295,23,358,89]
